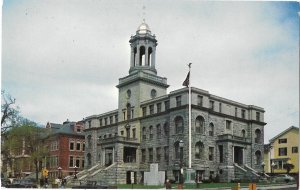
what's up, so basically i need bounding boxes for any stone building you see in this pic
[80,21,266,184]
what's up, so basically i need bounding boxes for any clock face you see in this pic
[151,89,157,98]
[127,89,131,99]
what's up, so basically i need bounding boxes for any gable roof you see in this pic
[269,126,299,143]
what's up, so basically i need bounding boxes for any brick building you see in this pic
[45,120,85,179]
[79,22,266,184]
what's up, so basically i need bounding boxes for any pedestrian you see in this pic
[165,179,171,189]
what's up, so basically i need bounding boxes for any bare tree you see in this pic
[1,90,20,135]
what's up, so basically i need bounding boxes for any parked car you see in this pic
[1,178,11,187]
[272,174,295,183]
[7,178,37,188]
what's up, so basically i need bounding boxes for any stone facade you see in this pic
[82,21,266,184]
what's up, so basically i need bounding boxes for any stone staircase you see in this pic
[233,163,261,182]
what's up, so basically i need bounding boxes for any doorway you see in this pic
[234,146,243,165]
[126,171,137,184]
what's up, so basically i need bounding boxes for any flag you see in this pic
[182,71,190,87]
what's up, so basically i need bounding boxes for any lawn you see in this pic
[117,182,288,189]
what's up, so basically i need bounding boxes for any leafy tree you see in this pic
[3,121,49,181]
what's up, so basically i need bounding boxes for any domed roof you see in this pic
[137,20,151,34]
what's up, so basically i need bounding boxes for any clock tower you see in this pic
[116,21,169,122]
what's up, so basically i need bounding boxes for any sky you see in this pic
[2,0,299,143]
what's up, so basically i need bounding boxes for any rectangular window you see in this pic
[219,145,223,163]
[226,120,231,130]
[292,147,298,153]
[149,148,153,162]
[156,147,161,162]
[278,147,287,156]
[209,147,214,161]
[149,105,154,114]
[82,143,85,151]
[256,112,260,121]
[164,146,169,161]
[69,141,74,151]
[197,95,203,107]
[115,115,118,123]
[132,128,136,139]
[88,121,91,128]
[109,116,113,124]
[76,142,81,151]
[76,157,80,167]
[121,131,124,136]
[76,127,81,132]
[235,107,237,117]
[142,127,146,140]
[165,100,170,110]
[100,119,102,126]
[210,100,214,110]
[141,149,146,163]
[131,109,134,119]
[278,138,287,144]
[69,156,74,167]
[142,107,147,117]
[176,96,182,107]
[157,103,161,113]
[241,110,245,119]
[123,111,126,120]
[219,103,222,112]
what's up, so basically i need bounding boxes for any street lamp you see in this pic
[179,140,184,187]
[74,166,78,179]
[261,162,265,176]
[58,167,62,179]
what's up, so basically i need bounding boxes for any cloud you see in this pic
[2,0,298,142]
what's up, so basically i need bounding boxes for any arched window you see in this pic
[139,46,145,66]
[156,124,161,138]
[209,123,214,136]
[174,141,183,160]
[175,116,184,134]
[127,103,131,120]
[195,141,204,159]
[195,116,205,134]
[87,153,92,166]
[164,122,169,136]
[255,129,261,143]
[255,150,262,165]
[242,129,246,138]
[142,127,146,140]
[149,126,153,139]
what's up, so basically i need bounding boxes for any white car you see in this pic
[272,174,295,183]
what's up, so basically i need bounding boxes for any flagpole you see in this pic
[188,63,192,169]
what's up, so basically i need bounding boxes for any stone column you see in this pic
[136,45,140,66]
[151,47,156,68]
[232,146,234,164]
[130,47,134,67]
[145,46,149,66]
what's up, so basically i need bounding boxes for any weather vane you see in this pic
[142,5,146,22]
